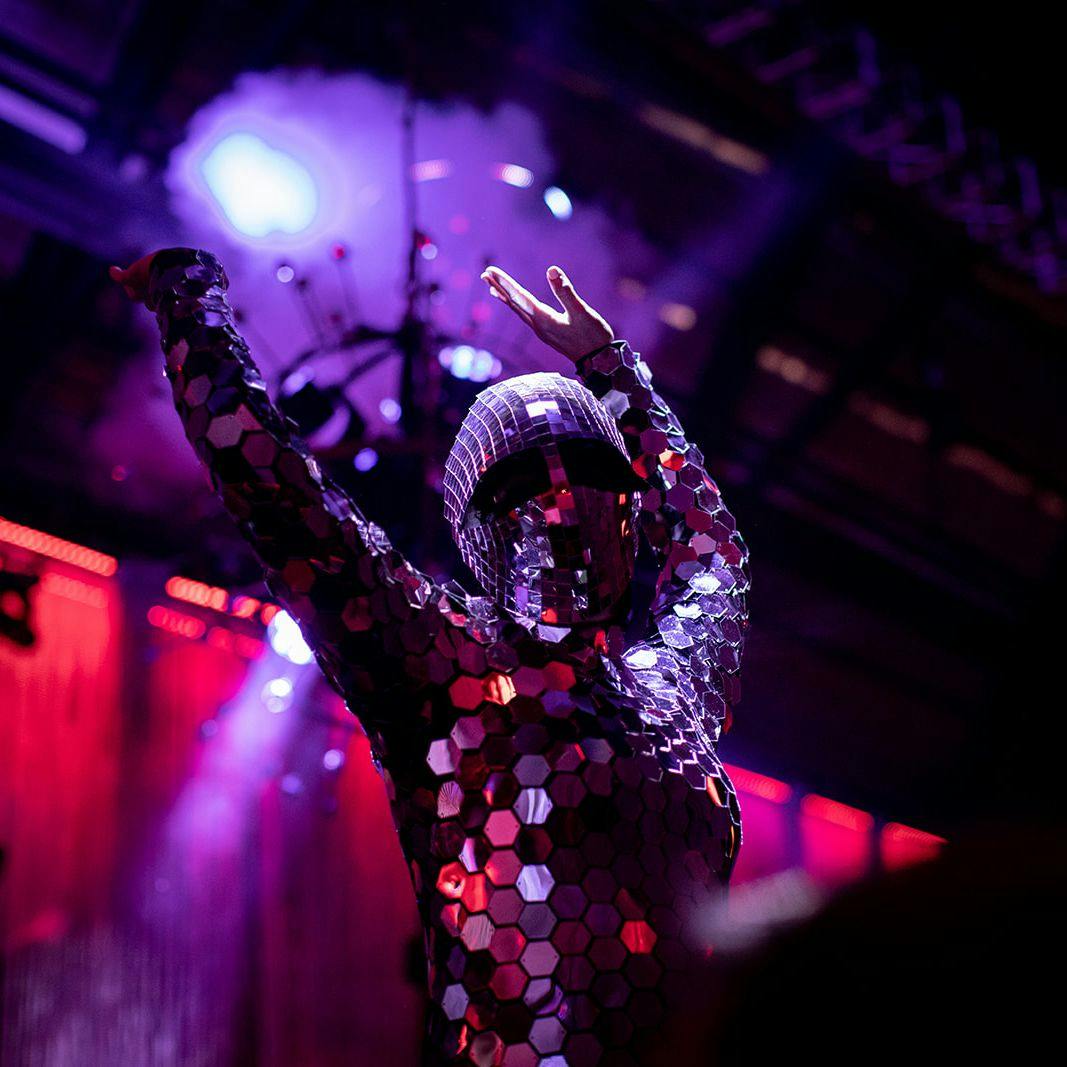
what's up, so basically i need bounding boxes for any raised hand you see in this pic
[481,264,614,363]
[108,252,159,304]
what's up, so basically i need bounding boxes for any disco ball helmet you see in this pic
[443,372,642,627]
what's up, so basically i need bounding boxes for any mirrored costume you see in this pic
[149,248,750,1066]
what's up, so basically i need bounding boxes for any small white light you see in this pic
[262,675,295,713]
[495,163,534,188]
[200,132,318,238]
[543,186,573,219]
[323,748,345,771]
[379,397,402,423]
[267,610,313,665]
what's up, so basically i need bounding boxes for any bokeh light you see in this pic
[200,132,318,238]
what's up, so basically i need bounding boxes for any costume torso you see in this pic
[149,249,749,1066]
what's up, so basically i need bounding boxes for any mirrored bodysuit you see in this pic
[149,248,750,1066]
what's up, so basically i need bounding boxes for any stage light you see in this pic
[0,82,86,154]
[267,610,314,665]
[493,163,534,188]
[147,605,207,640]
[353,447,378,472]
[420,242,438,261]
[411,159,452,182]
[379,397,402,423]
[543,186,573,219]
[200,132,318,238]
[800,793,874,833]
[275,264,295,283]
[722,763,793,805]
[0,517,118,577]
[323,748,345,771]
[165,575,228,612]
[262,676,294,713]
[438,345,500,384]
[658,303,698,331]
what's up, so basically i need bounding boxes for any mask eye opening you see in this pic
[556,439,647,494]
[467,448,552,521]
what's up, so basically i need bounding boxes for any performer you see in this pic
[112,250,750,1066]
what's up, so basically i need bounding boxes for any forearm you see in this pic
[575,340,746,586]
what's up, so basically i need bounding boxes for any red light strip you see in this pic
[40,572,109,609]
[147,604,206,639]
[165,575,229,612]
[148,604,263,659]
[206,624,264,660]
[800,793,875,833]
[166,574,278,626]
[881,822,946,847]
[0,516,118,576]
[722,762,793,804]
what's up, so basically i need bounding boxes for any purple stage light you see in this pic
[323,748,345,771]
[0,82,86,154]
[493,163,534,188]
[353,447,378,472]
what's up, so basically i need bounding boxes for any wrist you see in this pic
[147,248,226,310]
[575,337,621,368]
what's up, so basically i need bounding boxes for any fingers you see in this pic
[481,266,552,327]
[546,265,584,315]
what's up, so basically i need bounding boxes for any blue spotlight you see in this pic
[543,186,573,219]
[439,346,501,384]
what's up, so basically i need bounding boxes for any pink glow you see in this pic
[881,822,947,870]
[800,793,875,832]
[723,762,793,804]
[800,794,874,889]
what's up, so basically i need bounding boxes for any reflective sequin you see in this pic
[150,248,750,1066]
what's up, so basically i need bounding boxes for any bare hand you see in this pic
[108,252,159,304]
[481,265,614,363]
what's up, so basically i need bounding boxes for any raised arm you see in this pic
[574,339,747,612]
[115,248,474,727]
[481,264,750,729]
